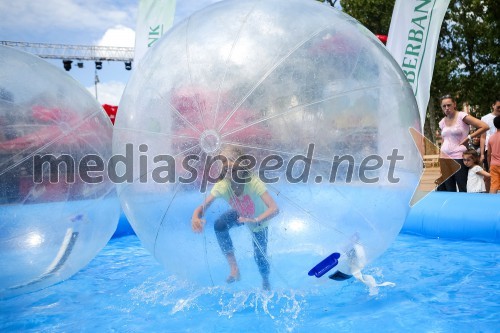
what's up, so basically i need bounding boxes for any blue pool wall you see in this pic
[112,191,500,243]
[113,213,136,238]
[403,191,499,243]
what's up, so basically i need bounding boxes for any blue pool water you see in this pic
[1,233,499,332]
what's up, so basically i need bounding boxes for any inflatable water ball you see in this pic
[0,46,120,298]
[114,0,421,290]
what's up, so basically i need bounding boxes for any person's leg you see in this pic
[437,158,457,192]
[436,183,445,191]
[214,210,242,282]
[252,228,270,290]
[454,159,468,192]
[489,165,500,194]
[441,174,457,192]
[483,150,489,171]
[484,151,491,192]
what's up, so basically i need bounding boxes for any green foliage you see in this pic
[335,0,498,138]
[340,0,395,35]
[431,0,499,119]
[315,0,338,6]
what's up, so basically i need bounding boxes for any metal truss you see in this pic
[0,41,134,62]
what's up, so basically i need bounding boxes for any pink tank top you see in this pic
[439,111,469,159]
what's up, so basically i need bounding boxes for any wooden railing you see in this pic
[423,155,440,167]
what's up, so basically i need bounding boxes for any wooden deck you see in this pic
[410,166,440,205]
[418,166,440,192]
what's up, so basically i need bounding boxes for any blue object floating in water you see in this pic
[308,253,341,278]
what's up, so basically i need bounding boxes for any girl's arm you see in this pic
[256,192,279,223]
[477,169,491,178]
[239,191,279,224]
[191,194,216,233]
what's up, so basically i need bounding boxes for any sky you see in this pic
[0,0,222,106]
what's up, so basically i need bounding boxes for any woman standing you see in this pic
[437,95,489,192]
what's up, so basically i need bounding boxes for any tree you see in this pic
[431,0,499,120]
[337,0,498,141]
[339,0,395,35]
[316,0,339,6]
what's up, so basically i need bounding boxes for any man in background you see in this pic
[481,97,500,191]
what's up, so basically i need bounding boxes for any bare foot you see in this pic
[225,253,240,283]
[226,271,241,283]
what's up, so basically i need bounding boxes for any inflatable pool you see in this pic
[403,191,499,243]
[114,191,500,244]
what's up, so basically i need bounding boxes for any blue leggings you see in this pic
[214,210,269,278]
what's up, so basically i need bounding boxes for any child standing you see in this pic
[463,150,490,193]
[487,116,500,193]
[191,147,279,290]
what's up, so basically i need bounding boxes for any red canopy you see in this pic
[376,34,388,45]
[102,104,118,124]
[0,105,110,152]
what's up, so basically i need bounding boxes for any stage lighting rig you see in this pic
[63,60,72,71]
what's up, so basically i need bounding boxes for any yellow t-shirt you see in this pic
[211,176,269,232]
